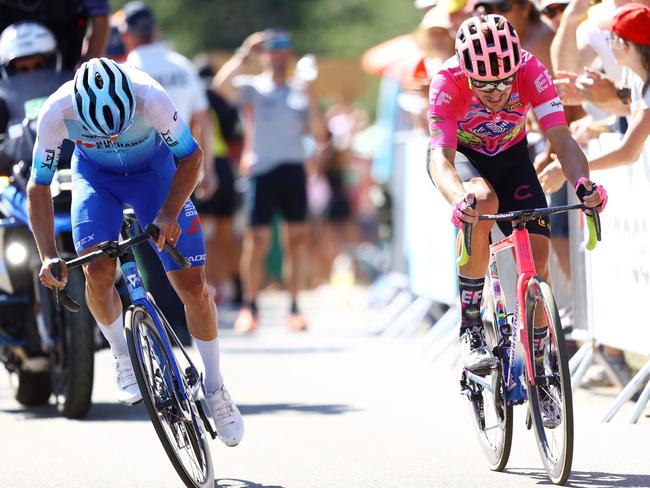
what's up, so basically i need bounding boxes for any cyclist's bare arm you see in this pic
[212,32,266,105]
[545,125,603,208]
[26,181,66,287]
[427,146,466,206]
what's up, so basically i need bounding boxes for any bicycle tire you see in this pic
[125,305,214,488]
[473,295,513,471]
[52,268,95,419]
[524,276,573,485]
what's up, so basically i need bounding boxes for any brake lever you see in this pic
[145,224,191,268]
[50,258,81,313]
[463,200,477,257]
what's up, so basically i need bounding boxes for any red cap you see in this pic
[599,3,650,46]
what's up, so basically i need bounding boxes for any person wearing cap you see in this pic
[213,29,327,333]
[582,3,650,170]
[539,0,570,30]
[120,1,217,200]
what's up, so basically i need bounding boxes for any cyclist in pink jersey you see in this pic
[426,15,608,374]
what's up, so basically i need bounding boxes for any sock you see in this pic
[290,298,299,315]
[194,337,224,395]
[246,299,258,316]
[97,313,128,356]
[458,275,485,336]
[232,275,243,305]
[533,326,548,357]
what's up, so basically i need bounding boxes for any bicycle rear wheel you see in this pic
[524,276,573,485]
[125,305,213,488]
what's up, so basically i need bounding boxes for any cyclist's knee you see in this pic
[476,190,498,215]
[83,259,116,293]
[175,273,211,304]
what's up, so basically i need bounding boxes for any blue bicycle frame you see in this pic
[119,222,188,403]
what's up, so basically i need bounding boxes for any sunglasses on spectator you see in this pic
[469,74,516,93]
[542,3,568,18]
[474,1,513,14]
[608,32,629,47]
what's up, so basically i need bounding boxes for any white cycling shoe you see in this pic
[113,354,142,406]
[206,385,244,447]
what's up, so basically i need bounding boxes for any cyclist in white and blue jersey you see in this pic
[27,57,243,447]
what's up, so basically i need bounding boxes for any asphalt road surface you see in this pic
[1,287,649,488]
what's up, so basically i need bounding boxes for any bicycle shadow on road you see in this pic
[239,403,359,416]
[506,468,650,487]
[215,479,285,488]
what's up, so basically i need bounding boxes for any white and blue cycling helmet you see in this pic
[72,57,135,137]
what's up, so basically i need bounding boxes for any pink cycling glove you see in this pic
[451,197,469,229]
[575,177,608,212]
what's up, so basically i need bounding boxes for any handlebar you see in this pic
[457,203,602,267]
[50,224,191,313]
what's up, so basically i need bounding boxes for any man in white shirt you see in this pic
[119,1,217,197]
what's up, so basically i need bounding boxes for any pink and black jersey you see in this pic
[428,50,565,156]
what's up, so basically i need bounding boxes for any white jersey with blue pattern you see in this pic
[31,65,198,185]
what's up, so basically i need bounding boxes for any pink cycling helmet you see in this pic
[455,14,521,81]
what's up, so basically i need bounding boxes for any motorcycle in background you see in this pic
[0,80,95,418]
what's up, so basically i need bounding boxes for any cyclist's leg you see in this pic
[454,149,499,370]
[71,161,140,404]
[71,163,124,331]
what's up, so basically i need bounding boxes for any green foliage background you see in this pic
[111,0,421,58]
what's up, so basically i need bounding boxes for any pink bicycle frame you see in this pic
[488,227,540,386]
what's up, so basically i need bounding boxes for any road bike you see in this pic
[457,203,601,485]
[52,210,217,488]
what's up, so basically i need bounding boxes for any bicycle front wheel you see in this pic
[525,276,573,485]
[473,296,513,471]
[125,305,214,488]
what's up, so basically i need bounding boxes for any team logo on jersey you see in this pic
[75,140,95,148]
[534,70,553,93]
[187,216,201,235]
[514,184,533,201]
[473,121,516,137]
[161,129,179,147]
[435,91,452,106]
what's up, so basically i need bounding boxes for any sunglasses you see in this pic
[469,74,516,92]
[474,1,513,15]
[542,3,568,18]
[608,32,629,47]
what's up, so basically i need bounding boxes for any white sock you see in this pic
[97,313,128,356]
[194,337,224,395]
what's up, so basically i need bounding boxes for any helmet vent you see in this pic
[477,60,486,77]
[463,50,473,73]
[103,106,114,131]
[95,72,104,89]
[472,39,483,56]
[499,35,508,51]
